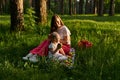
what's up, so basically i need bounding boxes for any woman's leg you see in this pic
[30,39,50,56]
[22,53,33,60]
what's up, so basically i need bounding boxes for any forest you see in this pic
[0,0,120,80]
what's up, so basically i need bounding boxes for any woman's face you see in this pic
[55,18,61,28]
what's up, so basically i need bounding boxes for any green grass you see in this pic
[0,14,120,80]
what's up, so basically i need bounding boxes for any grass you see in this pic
[0,14,120,80]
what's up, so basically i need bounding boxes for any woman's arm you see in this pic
[60,35,70,44]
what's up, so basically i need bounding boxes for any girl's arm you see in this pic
[49,43,64,54]
[49,45,61,54]
[49,48,58,54]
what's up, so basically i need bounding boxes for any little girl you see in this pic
[48,32,68,61]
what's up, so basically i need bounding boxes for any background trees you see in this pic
[9,0,47,32]
[0,0,120,15]
[0,0,120,31]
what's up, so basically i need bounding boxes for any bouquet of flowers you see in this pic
[78,40,92,48]
[64,48,75,68]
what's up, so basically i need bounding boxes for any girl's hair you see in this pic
[51,32,60,40]
[50,14,64,33]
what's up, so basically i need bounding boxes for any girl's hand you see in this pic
[57,43,62,49]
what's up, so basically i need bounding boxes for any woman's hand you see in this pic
[48,34,52,40]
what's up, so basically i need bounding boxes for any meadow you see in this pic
[0,14,120,80]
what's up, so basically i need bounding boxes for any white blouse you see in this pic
[57,25,71,44]
[48,42,58,58]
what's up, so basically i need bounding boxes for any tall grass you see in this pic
[0,15,120,80]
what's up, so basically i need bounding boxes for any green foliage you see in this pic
[25,7,37,30]
[0,15,120,80]
[24,7,50,35]
[24,0,32,14]
[47,9,54,15]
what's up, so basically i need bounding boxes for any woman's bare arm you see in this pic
[60,35,70,44]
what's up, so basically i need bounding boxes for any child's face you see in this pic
[56,36,60,42]
[51,37,58,43]
[51,32,60,43]
[52,36,60,43]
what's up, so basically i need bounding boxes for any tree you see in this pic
[85,0,90,14]
[10,0,24,32]
[69,0,72,15]
[93,0,98,14]
[35,0,47,24]
[60,0,64,14]
[84,0,97,14]
[47,0,51,11]
[0,0,9,14]
[98,0,104,16]
[64,0,69,14]
[79,0,84,14]
[0,0,4,14]
[109,0,115,16]
[73,0,76,14]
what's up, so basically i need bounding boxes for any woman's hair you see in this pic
[50,14,64,33]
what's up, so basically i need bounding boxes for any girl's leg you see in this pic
[58,56,68,61]
[54,53,68,61]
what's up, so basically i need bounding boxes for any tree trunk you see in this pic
[109,0,115,16]
[73,0,76,14]
[54,0,58,13]
[60,0,64,14]
[93,0,98,14]
[35,0,47,24]
[0,0,8,14]
[0,0,4,14]
[64,0,69,14]
[79,0,84,14]
[10,0,24,32]
[85,0,89,14]
[47,0,50,11]
[98,0,104,16]
[89,0,94,14]
[32,0,35,8]
[69,0,72,15]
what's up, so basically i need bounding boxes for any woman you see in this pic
[50,14,71,55]
[22,14,71,62]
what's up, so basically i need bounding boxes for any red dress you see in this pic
[30,39,50,56]
[30,39,71,56]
